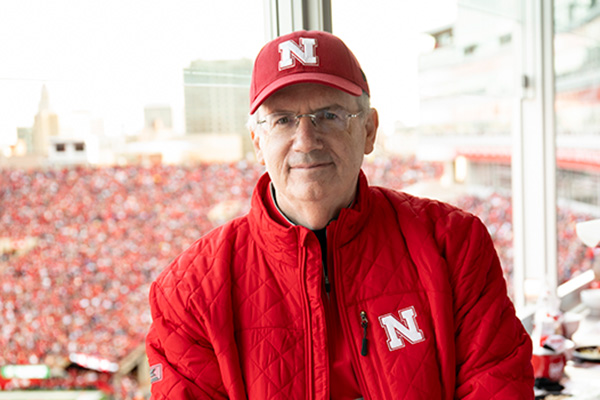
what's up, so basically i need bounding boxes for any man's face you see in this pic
[252,83,378,215]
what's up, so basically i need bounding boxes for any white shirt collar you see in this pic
[270,182,296,226]
[269,182,355,228]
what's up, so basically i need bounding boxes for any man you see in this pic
[146,30,534,399]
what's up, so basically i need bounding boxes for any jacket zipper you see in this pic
[330,221,371,399]
[298,244,315,400]
[360,311,369,356]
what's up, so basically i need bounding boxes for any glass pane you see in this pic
[0,1,264,162]
[554,0,600,285]
[0,0,264,395]
[333,0,521,298]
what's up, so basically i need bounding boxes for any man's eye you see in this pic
[274,116,292,125]
[323,111,339,120]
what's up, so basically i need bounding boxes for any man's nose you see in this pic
[292,116,323,152]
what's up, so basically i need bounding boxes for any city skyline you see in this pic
[0,0,456,146]
[0,0,266,146]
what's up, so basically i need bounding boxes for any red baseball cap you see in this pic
[249,30,369,114]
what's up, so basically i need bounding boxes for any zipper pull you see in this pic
[360,311,368,356]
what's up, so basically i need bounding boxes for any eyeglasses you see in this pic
[257,108,363,136]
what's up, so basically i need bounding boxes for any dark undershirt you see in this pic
[313,227,328,284]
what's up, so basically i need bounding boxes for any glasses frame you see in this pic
[256,109,363,135]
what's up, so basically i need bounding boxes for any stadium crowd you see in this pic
[0,157,596,397]
[454,192,598,296]
[0,161,265,395]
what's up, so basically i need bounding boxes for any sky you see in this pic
[333,0,457,135]
[0,0,456,146]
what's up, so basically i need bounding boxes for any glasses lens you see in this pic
[263,109,353,135]
[315,110,346,131]
[267,113,295,134]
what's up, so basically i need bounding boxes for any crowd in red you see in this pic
[0,157,596,396]
[455,192,597,296]
[0,161,264,395]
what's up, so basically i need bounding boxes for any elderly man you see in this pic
[146,30,534,399]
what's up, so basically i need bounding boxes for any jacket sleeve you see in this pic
[440,211,534,399]
[145,280,228,399]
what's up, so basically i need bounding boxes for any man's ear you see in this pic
[251,130,265,165]
[364,108,379,155]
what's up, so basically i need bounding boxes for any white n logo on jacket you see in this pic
[378,306,425,351]
[278,37,319,70]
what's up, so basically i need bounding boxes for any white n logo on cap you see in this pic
[378,306,425,351]
[278,38,319,70]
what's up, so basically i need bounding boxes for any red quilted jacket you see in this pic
[146,171,534,399]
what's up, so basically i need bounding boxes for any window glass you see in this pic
[333,0,521,298]
[334,0,600,305]
[554,0,600,283]
[0,0,264,161]
[0,0,264,395]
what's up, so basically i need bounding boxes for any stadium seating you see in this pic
[0,158,595,397]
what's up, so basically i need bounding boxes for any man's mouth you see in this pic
[291,162,332,170]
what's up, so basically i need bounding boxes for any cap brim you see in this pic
[249,72,364,114]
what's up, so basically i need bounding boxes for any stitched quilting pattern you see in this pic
[146,173,533,399]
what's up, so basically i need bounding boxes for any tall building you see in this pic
[183,59,252,135]
[32,85,60,156]
[17,127,33,155]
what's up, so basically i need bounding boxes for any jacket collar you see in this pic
[247,170,372,260]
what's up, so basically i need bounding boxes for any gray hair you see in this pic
[247,91,371,133]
